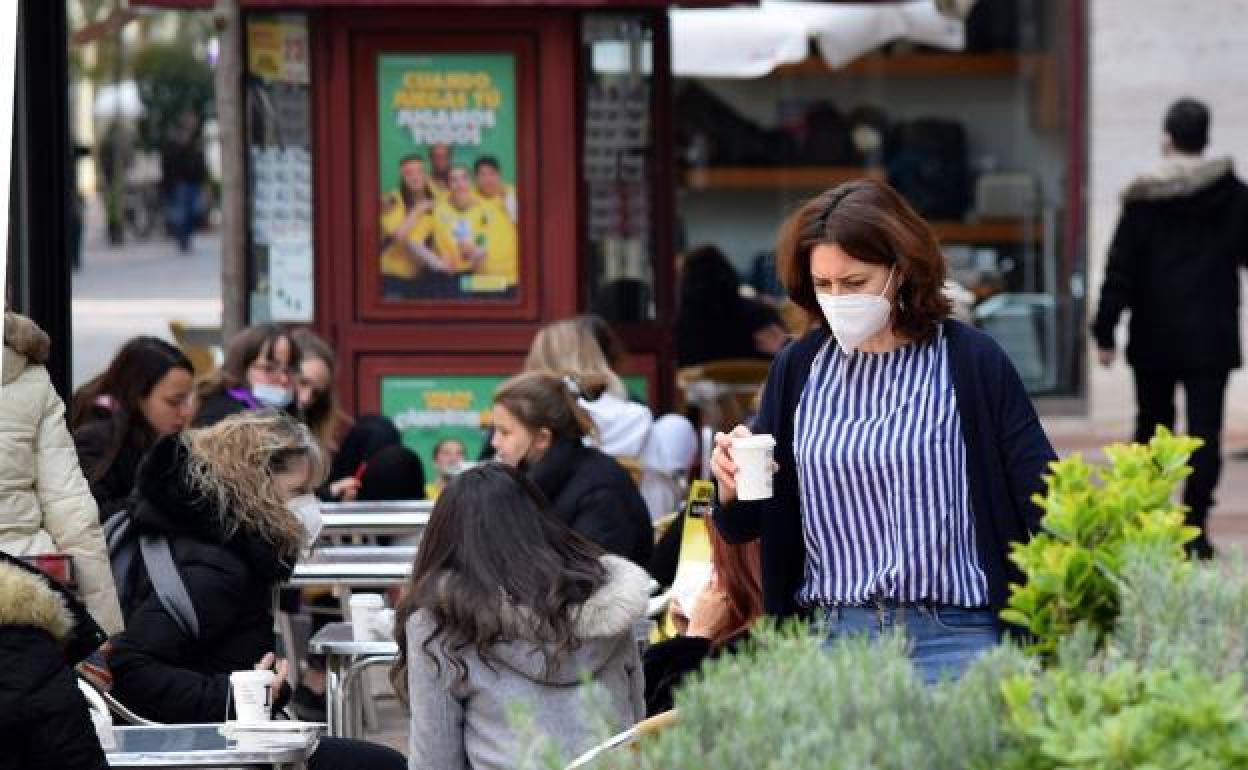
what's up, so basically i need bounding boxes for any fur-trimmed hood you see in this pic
[3,312,50,385]
[1122,155,1234,202]
[420,554,651,685]
[0,561,74,641]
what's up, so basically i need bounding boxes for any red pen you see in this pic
[353,462,368,482]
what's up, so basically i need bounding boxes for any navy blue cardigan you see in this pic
[714,320,1057,619]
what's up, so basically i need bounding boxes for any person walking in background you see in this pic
[711,179,1056,683]
[71,337,194,522]
[0,312,124,637]
[393,463,648,770]
[1092,98,1248,559]
[160,110,207,254]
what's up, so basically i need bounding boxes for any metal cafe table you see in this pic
[309,622,399,739]
[318,500,432,541]
[105,723,320,768]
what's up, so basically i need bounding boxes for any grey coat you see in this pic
[405,554,650,770]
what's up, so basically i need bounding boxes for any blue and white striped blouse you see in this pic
[793,326,988,608]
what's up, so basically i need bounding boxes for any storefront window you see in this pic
[582,14,657,323]
[244,12,314,323]
[671,1,1080,395]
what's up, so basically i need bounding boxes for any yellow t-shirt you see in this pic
[379,195,435,280]
[431,198,518,289]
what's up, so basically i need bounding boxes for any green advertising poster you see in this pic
[376,53,520,301]
[380,374,502,485]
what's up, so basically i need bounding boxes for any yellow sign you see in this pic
[656,480,716,640]
[247,21,309,85]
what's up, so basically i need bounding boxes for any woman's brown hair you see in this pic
[776,178,950,343]
[493,370,599,444]
[196,324,302,404]
[705,525,763,648]
[290,328,344,452]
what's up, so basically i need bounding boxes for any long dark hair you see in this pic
[70,336,193,484]
[391,463,607,698]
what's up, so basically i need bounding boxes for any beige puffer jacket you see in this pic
[0,312,123,634]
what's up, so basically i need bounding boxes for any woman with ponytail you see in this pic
[492,371,653,568]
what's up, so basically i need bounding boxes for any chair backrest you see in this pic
[168,319,218,378]
[564,711,678,770]
[78,674,161,726]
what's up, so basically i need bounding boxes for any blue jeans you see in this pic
[822,603,1000,683]
[167,181,200,251]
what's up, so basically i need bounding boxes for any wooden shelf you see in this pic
[931,220,1039,244]
[773,52,1024,78]
[683,166,883,191]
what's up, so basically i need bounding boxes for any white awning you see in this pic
[670,0,967,78]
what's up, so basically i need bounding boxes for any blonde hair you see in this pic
[182,411,325,559]
[524,319,627,400]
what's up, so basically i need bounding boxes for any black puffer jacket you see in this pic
[1092,157,1248,372]
[0,552,109,770]
[72,417,147,523]
[528,438,653,568]
[109,436,299,723]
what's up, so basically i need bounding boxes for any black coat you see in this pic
[109,437,298,723]
[1092,160,1248,372]
[0,552,109,770]
[191,388,253,428]
[73,417,146,522]
[528,438,654,568]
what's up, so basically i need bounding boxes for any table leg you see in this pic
[324,654,346,738]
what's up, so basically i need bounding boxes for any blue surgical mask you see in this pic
[252,383,293,409]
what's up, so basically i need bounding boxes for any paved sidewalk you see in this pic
[71,203,221,388]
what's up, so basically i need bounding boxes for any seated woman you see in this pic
[676,244,789,367]
[71,336,195,522]
[527,317,697,520]
[108,411,403,770]
[291,328,346,456]
[491,371,654,568]
[0,551,110,770]
[643,525,762,715]
[193,324,301,427]
[393,463,649,769]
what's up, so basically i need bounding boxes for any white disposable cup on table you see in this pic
[230,670,274,723]
[349,593,386,641]
[732,434,777,501]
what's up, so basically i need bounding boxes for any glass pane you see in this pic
[245,12,314,322]
[672,1,1078,395]
[582,14,656,323]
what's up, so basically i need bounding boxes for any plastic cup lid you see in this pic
[732,434,776,450]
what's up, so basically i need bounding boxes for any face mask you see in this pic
[286,493,323,545]
[816,268,895,353]
[252,383,293,409]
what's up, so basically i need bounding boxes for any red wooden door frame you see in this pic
[311,8,580,414]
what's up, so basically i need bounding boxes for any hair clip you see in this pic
[562,375,581,397]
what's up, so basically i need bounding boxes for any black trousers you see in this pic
[1132,368,1230,552]
[310,737,406,770]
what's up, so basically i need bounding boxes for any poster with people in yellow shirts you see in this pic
[377,53,519,300]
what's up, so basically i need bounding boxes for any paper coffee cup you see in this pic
[230,670,274,723]
[349,594,385,642]
[732,434,777,501]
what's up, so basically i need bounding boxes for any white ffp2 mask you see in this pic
[285,493,323,545]
[816,268,896,353]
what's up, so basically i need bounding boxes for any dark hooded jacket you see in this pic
[1092,157,1248,372]
[528,438,653,569]
[108,436,299,723]
[0,552,109,770]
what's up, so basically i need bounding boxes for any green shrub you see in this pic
[999,658,1248,770]
[1001,427,1200,658]
[133,42,214,152]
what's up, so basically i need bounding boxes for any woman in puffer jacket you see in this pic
[0,551,110,770]
[0,312,123,635]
